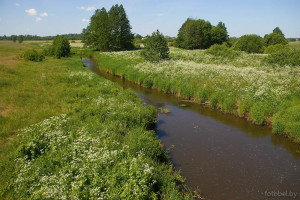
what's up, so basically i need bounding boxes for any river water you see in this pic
[82,57,300,200]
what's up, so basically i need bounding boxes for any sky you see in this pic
[0,0,299,38]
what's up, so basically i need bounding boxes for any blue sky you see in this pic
[0,0,299,37]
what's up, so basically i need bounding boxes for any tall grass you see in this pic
[91,47,300,143]
[0,41,191,199]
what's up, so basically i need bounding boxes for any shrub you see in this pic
[42,46,55,56]
[264,44,290,54]
[264,33,287,47]
[141,30,169,62]
[53,35,71,58]
[24,49,45,62]
[205,43,240,58]
[264,48,300,66]
[233,34,264,53]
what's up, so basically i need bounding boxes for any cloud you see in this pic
[15,3,20,6]
[35,17,42,22]
[156,13,165,17]
[79,6,96,11]
[39,12,48,17]
[81,19,89,22]
[25,8,37,16]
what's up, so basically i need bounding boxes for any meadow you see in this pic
[0,41,191,199]
[92,47,300,143]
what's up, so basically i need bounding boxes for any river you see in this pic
[82,57,300,200]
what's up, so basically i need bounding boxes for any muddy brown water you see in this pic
[82,57,300,200]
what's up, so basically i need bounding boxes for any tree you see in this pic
[82,8,111,51]
[135,34,142,40]
[211,21,228,45]
[273,27,284,37]
[141,30,169,62]
[211,26,228,45]
[82,4,134,51]
[53,35,70,58]
[109,4,134,51]
[233,34,264,53]
[264,32,287,47]
[18,35,24,43]
[176,18,212,49]
[11,35,17,42]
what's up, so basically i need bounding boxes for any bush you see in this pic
[264,44,290,54]
[24,49,45,62]
[264,48,300,66]
[53,35,71,58]
[42,46,55,56]
[233,34,264,53]
[264,33,287,47]
[205,43,240,58]
[141,30,169,62]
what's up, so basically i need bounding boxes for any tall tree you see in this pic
[82,4,134,51]
[273,27,284,37]
[108,4,134,51]
[176,18,212,49]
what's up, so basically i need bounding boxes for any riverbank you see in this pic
[0,41,190,199]
[89,48,300,143]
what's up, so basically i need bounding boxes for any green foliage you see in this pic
[273,27,284,37]
[233,34,264,53]
[52,35,71,58]
[205,43,240,58]
[11,35,17,42]
[250,102,266,125]
[264,44,290,54]
[272,102,300,143]
[1,52,190,199]
[141,30,169,62]
[264,33,287,47]
[82,4,134,51]
[24,49,45,62]
[17,35,24,43]
[176,18,212,49]
[211,26,228,45]
[264,48,300,66]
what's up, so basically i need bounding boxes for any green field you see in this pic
[0,41,190,199]
[289,41,300,50]
[90,47,300,143]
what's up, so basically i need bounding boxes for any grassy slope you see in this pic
[92,47,300,143]
[0,42,190,199]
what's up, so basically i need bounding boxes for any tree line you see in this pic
[0,34,82,41]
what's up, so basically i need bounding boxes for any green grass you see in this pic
[289,41,300,50]
[0,41,191,199]
[89,47,300,143]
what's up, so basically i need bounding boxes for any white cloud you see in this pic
[35,17,42,22]
[79,6,96,11]
[39,12,48,17]
[25,8,37,16]
[81,19,89,22]
[15,3,20,6]
[156,13,165,17]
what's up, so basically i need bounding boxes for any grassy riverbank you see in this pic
[0,41,190,199]
[91,48,300,143]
